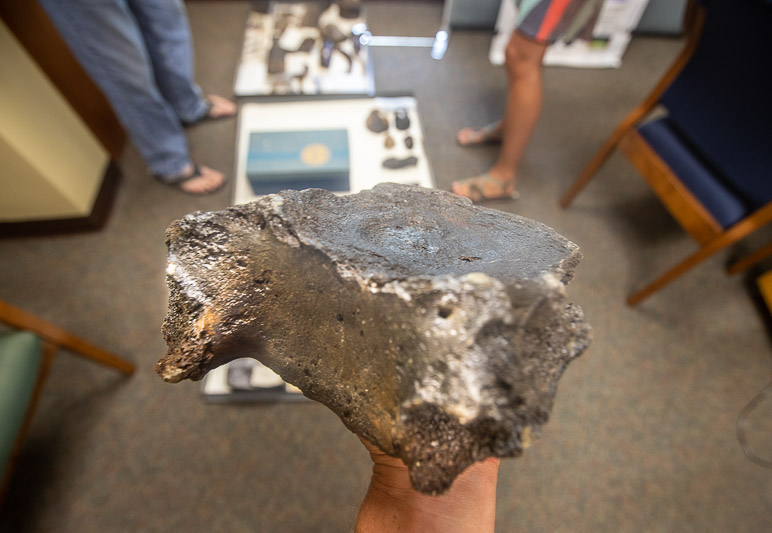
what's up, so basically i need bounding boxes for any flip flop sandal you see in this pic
[183,97,237,127]
[451,173,519,203]
[456,121,503,147]
[154,165,227,196]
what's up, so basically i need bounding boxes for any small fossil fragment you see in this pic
[321,24,348,44]
[268,38,288,74]
[339,0,361,19]
[395,109,410,130]
[157,184,590,495]
[382,156,418,169]
[301,2,328,27]
[296,37,316,53]
[320,40,334,68]
[366,109,389,133]
[384,134,395,149]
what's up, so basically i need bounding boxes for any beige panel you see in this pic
[0,136,82,219]
[0,19,109,222]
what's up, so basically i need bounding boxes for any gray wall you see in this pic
[635,0,688,35]
[447,0,687,34]
[447,0,502,29]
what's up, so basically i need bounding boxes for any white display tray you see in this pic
[233,95,435,206]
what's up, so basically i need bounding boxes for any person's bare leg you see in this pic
[452,32,548,201]
[493,32,548,181]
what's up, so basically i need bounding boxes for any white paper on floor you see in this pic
[489,0,651,69]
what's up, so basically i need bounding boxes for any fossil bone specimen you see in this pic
[382,155,418,169]
[395,108,410,130]
[365,109,389,133]
[384,134,395,149]
[157,184,590,494]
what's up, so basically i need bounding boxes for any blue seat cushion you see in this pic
[638,118,750,229]
[0,331,43,481]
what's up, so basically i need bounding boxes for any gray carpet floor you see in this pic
[2,2,771,531]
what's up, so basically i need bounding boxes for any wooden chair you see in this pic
[0,299,134,498]
[559,0,772,306]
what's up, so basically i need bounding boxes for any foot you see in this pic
[161,164,227,196]
[205,94,237,120]
[450,172,518,203]
[456,121,503,147]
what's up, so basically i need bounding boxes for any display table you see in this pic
[233,95,434,206]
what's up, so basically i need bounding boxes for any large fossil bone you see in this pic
[157,184,590,494]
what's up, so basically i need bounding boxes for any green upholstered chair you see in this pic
[0,300,134,498]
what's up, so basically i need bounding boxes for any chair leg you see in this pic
[627,245,719,306]
[61,335,135,375]
[560,126,631,208]
[560,13,706,210]
[629,202,772,305]
[726,241,772,275]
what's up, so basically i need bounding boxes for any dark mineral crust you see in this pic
[156,183,590,495]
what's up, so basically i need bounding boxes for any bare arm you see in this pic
[355,439,499,533]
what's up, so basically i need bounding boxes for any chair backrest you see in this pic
[660,0,772,211]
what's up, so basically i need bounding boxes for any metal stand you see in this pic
[351,0,453,60]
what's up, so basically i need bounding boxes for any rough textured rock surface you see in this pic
[157,183,590,494]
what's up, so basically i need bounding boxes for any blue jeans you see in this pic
[39,0,210,177]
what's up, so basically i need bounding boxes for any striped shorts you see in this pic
[515,0,605,44]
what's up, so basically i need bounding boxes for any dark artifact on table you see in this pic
[351,30,362,53]
[253,1,270,15]
[274,12,294,35]
[395,109,410,130]
[404,135,414,149]
[382,156,418,169]
[366,109,389,133]
[296,37,317,53]
[302,2,330,27]
[268,38,288,74]
[157,184,590,495]
[384,134,395,149]
[320,39,334,68]
[320,24,352,71]
[338,0,361,19]
[321,24,348,44]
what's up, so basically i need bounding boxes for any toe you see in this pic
[450,179,476,201]
[207,95,237,118]
[456,128,478,146]
[450,179,466,196]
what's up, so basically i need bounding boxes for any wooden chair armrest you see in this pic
[0,300,135,375]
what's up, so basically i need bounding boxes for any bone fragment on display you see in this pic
[382,156,418,169]
[156,183,590,495]
[365,109,389,133]
[384,134,395,149]
[395,108,410,130]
